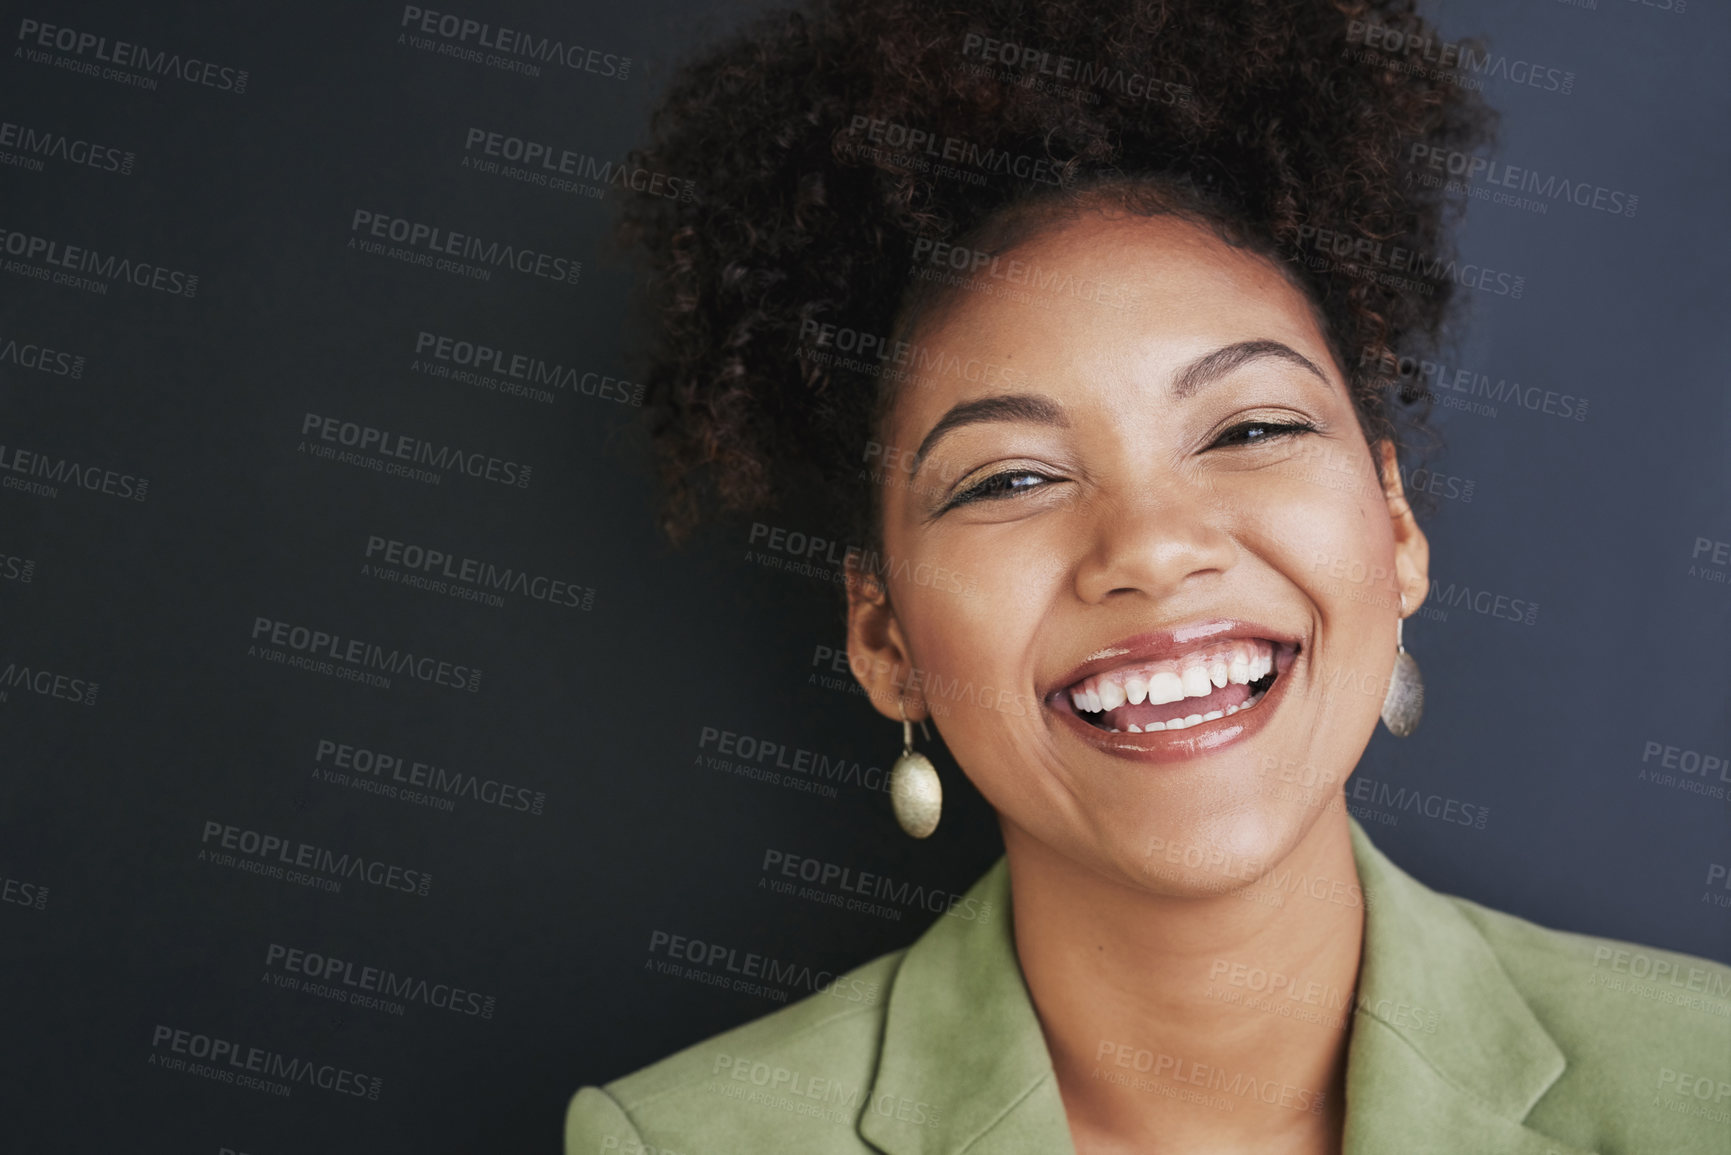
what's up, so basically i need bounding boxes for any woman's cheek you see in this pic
[1257,460,1397,606]
[1263,463,1400,726]
[899,535,1049,725]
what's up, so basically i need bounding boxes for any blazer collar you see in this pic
[858,853,1072,1155]
[1337,817,1592,1155]
[859,817,1594,1155]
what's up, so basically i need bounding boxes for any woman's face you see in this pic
[847,209,1430,895]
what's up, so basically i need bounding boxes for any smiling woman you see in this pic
[565,1,1730,1153]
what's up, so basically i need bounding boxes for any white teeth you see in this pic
[1127,724,1142,733]
[1146,671,1185,705]
[1069,639,1282,727]
[1145,720,1165,731]
[1218,689,1267,718]
[1124,675,1148,706]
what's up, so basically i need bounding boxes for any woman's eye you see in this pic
[948,470,1052,509]
[1209,419,1318,448]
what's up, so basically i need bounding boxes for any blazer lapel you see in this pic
[1343,1016,1595,1155]
[858,858,1076,1155]
[1342,817,1596,1154]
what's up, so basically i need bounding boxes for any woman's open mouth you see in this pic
[1045,629,1302,761]
[1066,638,1286,733]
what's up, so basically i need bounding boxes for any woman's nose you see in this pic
[1069,483,1238,606]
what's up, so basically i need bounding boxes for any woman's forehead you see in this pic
[884,214,1338,434]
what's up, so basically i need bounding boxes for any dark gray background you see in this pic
[1,1,1727,1151]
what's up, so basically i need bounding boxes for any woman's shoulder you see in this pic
[1352,816,1729,1055]
[1348,818,1729,1150]
[1449,892,1730,1029]
[1446,892,1731,1113]
[563,947,907,1155]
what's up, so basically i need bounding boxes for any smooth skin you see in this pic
[845,209,1430,1155]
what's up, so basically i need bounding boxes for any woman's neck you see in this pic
[1003,805,1364,1155]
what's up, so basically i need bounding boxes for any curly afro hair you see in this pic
[619,0,1495,554]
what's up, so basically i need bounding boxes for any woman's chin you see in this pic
[1034,787,1340,902]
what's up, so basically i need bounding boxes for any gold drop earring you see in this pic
[889,700,941,838]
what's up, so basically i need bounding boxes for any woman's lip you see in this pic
[1041,619,1304,703]
[1047,646,1301,763]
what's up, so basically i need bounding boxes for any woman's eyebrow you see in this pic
[1172,339,1329,399]
[913,393,1068,471]
[910,339,1327,469]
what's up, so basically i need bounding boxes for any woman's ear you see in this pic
[1377,439,1430,615]
[844,552,930,723]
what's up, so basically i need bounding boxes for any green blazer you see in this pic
[566,818,1731,1153]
